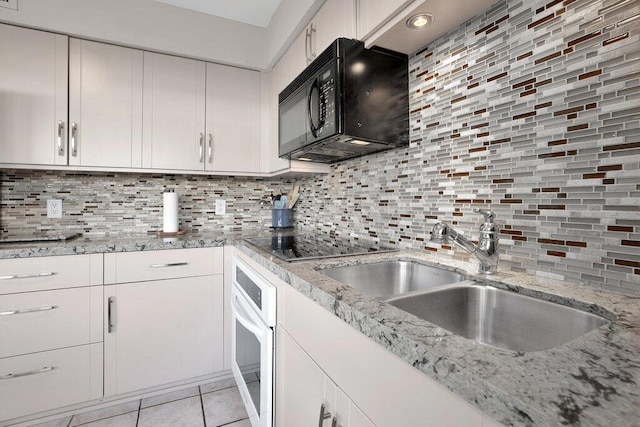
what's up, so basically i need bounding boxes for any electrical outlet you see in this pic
[215,199,226,216]
[0,0,18,11]
[47,199,62,218]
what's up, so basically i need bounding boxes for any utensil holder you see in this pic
[272,208,292,228]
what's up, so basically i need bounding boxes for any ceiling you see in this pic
[152,0,282,27]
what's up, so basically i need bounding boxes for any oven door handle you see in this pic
[232,294,264,337]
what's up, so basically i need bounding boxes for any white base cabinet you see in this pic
[0,344,103,422]
[277,329,374,427]
[0,253,104,423]
[103,247,225,397]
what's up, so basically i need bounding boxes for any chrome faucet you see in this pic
[430,209,499,274]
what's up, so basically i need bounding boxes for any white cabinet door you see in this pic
[142,52,206,171]
[276,329,326,427]
[104,276,218,396]
[0,24,68,166]
[276,328,374,427]
[69,39,143,168]
[205,64,260,173]
[313,0,357,56]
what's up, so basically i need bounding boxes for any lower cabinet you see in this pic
[275,279,498,427]
[277,328,374,427]
[103,247,224,396]
[0,344,103,421]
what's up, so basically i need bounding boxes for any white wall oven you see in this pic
[231,257,276,427]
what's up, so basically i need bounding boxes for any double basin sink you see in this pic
[321,261,609,352]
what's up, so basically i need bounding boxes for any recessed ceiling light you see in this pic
[406,13,434,30]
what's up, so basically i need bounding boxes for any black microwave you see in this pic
[278,38,409,163]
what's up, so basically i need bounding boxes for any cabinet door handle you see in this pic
[331,417,337,427]
[199,133,204,163]
[305,27,311,63]
[0,305,57,316]
[150,262,188,268]
[318,404,332,427]
[208,133,213,163]
[71,122,78,157]
[57,121,65,156]
[0,272,55,280]
[309,23,317,61]
[107,297,115,333]
[0,366,55,380]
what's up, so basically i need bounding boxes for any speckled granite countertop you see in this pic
[0,231,248,259]
[1,233,638,426]
[236,242,640,427]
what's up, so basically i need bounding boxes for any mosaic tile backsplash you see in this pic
[295,0,640,295]
[0,170,290,235]
[0,0,638,296]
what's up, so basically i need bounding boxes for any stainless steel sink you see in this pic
[387,283,609,352]
[320,260,466,299]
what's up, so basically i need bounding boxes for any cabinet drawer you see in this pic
[0,343,103,422]
[0,254,103,295]
[0,287,103,358]
[105,247,222,284]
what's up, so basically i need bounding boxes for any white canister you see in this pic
[163,191,179,233]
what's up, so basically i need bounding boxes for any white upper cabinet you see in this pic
[312,0,356,57]
[142,52,206,171]
[205,64,260,173]
[142,52,261,174]
[69,39,143,168]
[0,23,68,166]
[357,0,412,40]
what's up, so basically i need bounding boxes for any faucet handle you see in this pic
[473,208,495,222]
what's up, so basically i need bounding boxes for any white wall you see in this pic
[0,0,266,68]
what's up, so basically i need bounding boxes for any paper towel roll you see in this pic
[163,191,179,233]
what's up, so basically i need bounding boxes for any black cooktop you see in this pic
[244,234,396,262]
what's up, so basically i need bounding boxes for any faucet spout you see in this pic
[430,211,499,274]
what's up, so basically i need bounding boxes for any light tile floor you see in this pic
[31,375,256,427]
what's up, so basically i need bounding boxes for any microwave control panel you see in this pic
[318,68,336,136]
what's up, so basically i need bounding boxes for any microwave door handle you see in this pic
[231,294,264,337]
[307,77,320,138]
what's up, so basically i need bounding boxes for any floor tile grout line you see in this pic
[199,385,208,427]
[135,398,141,427]
[218,416,251,426]
[70,409,139,427]
[139,391,201,410]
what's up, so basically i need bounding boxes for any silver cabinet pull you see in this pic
[0,272,55,280]
[309,23,317,61]
[208,133,213,163]
[0,305,57,316]
[318,404,332,427]
[1,366,55,380]
[70,122,78,157]
[150,262,188,268]
[305,27,311,63]
[199,133,204,163]
[107,297,115,333]
[331,417,337,427]
[57,121,65,156]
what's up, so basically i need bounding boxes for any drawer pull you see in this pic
[0,366,55,380]
[150,262,188,268]
[0,272,56,280]
[0,305,57,316]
